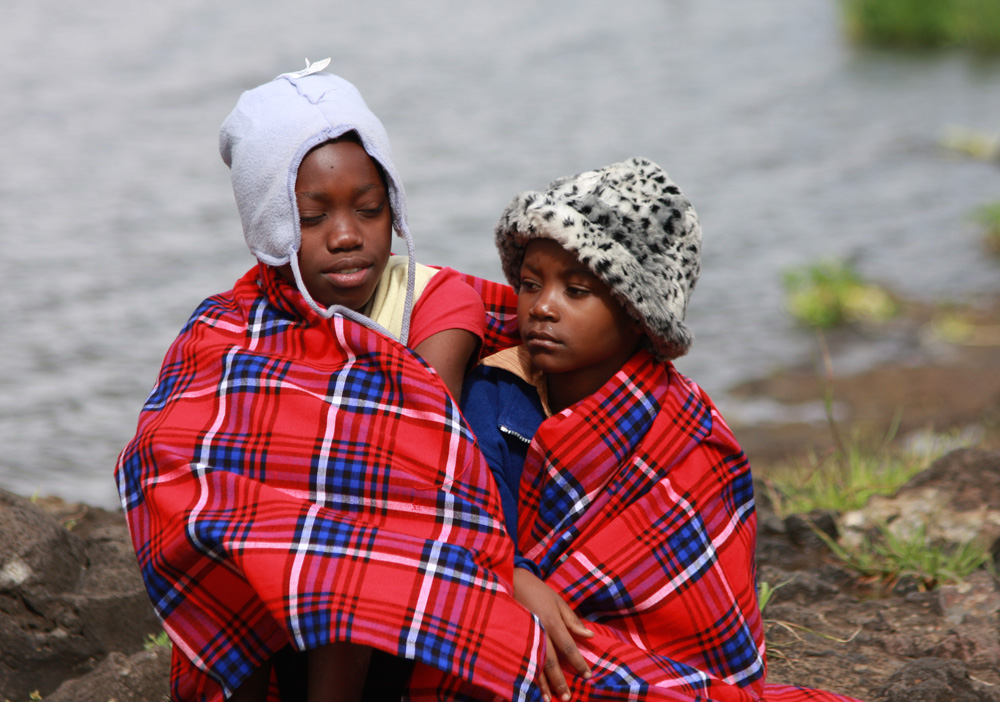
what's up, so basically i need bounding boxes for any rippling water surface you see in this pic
[2,0,999,507]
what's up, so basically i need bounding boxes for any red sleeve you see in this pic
[408,267,487,349]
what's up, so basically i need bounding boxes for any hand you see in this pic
[513,568,594,701]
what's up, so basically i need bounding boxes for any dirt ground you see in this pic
[728,293,1000,701]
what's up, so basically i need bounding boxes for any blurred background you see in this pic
[1,0,998,508]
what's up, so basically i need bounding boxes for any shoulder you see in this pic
[418,267,485,310]
[172,266,301,352]
[409,267,487,348]
[463,363,538,399]
[661,363,748,463]
[179,287,245,336]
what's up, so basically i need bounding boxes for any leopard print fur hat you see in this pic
[495,157,701,361]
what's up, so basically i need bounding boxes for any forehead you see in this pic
[522,238,594,276]
[299,140,380,176]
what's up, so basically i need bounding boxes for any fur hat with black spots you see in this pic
[495,157,702,361]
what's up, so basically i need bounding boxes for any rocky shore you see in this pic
[2,295,999,702]
[735,291,1000,701]
[4,446,999,702]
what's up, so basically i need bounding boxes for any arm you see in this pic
[461,368,593,699]
[514,568,593,702]
[413,327,480,400]
[462,366,595,698]
[407,267,486,400]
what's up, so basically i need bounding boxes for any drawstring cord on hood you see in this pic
[288,226,417,346]
[221,60,418,346]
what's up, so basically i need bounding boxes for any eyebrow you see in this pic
[298,183,384,200]
[566,264,598,278]
[521,259,599,280]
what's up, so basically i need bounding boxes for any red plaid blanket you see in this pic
[115,264,543,701]
[520,352,861,701]
[412,350,861,701]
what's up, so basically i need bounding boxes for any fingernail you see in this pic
[583,670,592,680]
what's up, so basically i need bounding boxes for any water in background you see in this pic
[2,0,998,508]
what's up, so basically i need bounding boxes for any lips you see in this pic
[524,328,561,350]
[322,258,372,287]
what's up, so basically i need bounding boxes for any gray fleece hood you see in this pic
[219,59,416,330]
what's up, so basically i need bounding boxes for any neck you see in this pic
[544,350,640,414]
[545,378,590,415]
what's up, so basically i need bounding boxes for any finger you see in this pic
[555,635,591,680]
[544,640,572,701]
[554,602,593,678]
[537,661,553,702]
[556,599,595,638]
[567,619,594,637]
[545,614,588,677]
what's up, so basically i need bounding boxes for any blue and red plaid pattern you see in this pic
[412,350,862,702]
[516,351,860,702]
[115,263,542,701]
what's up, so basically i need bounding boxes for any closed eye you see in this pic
[359,201,386,217]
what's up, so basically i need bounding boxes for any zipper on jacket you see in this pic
[499,425,532,444]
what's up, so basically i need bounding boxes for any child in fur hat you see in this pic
[457,158,861,702]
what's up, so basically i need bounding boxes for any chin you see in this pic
[526,354,565,374]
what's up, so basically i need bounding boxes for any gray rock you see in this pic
[876,657,1000,702]
[0,490,161,700]
[45,648,172,702]
[840,448,1000,553]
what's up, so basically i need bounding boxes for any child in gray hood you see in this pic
[116,60,544,702]
[219,57,485,399]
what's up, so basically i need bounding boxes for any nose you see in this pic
[325,214,364,252]
[528,286,559,321]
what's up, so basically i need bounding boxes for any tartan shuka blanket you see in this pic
[413,350,861,702]
[115,264,544,701]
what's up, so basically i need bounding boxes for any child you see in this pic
[115,60,543,702]
[451,159,863,702]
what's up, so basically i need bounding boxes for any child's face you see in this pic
[518,238,644,383]
[281,139,392,311]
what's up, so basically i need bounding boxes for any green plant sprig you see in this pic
[782,260,897,329]
[810,521,992,591]
[144,630,172,650]
[971,200,1000,256]
[840,0,1000,53]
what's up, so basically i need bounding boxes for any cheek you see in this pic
[369,221,393,253]
[296,236,321,268]
[591,307,633,345]
[516,294,532,323]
